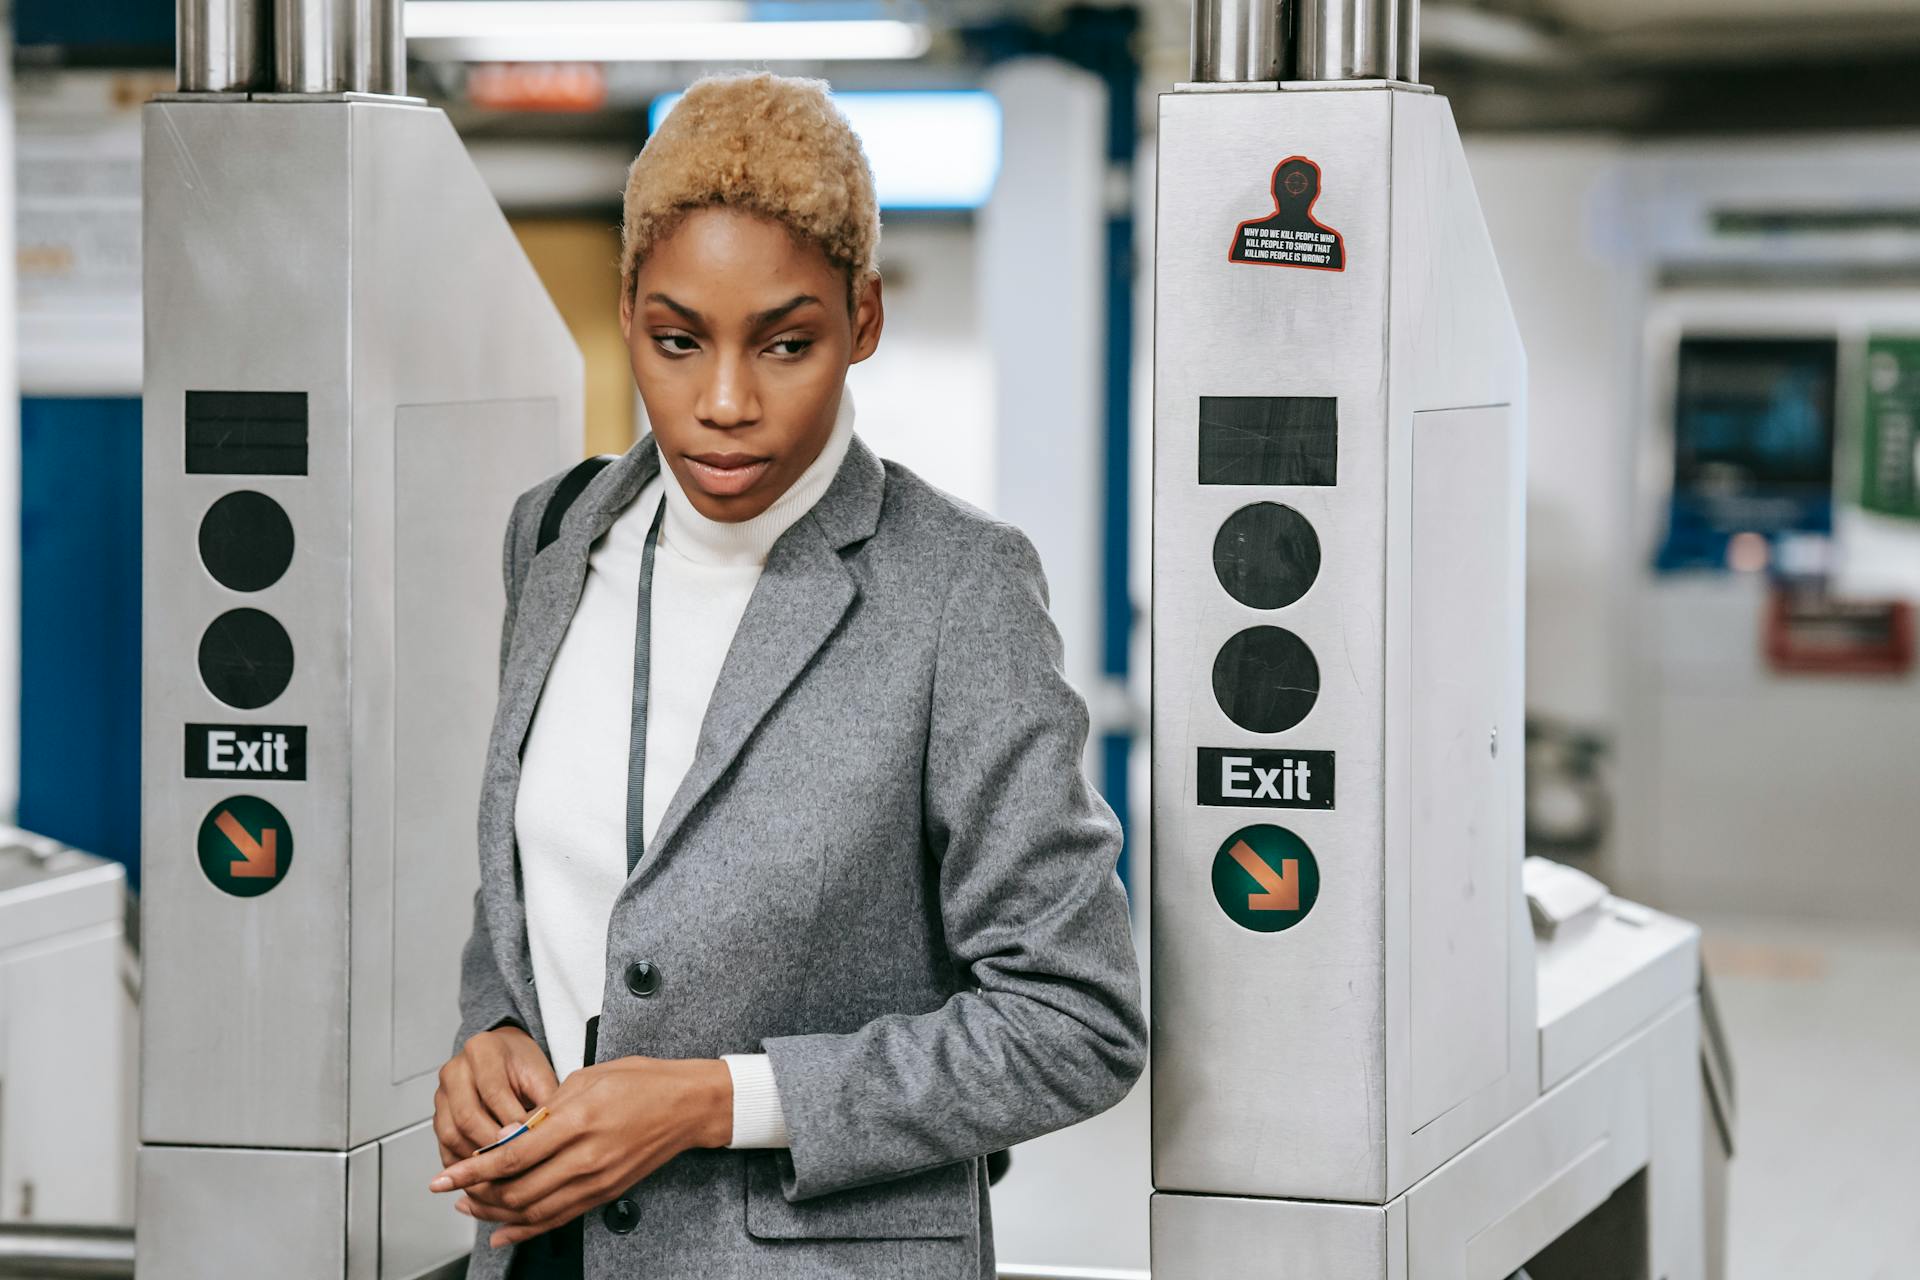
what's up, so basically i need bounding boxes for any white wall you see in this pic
[1463,135,1642,730]
[1467,131,1920,925]
[978,58,1109,712]
[844,220,996,511]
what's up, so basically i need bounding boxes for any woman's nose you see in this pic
[698,353,760,429]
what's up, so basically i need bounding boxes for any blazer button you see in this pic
[603,1198,640,1234]
[624,960,660,998]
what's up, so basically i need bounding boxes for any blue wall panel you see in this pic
[19,397,143,885]
[16,0,174,49]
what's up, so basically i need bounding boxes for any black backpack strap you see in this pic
[536,454,618,554]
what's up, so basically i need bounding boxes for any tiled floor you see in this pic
[988,920,1920,1277]
[1702,917,1920,1280]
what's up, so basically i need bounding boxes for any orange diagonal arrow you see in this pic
[215,810,278,878]
[1228,840,1298,912]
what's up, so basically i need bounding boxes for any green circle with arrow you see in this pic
[1212,823,1320,933]
[198,795,294,898]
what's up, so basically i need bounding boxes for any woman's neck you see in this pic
[655,390,855,567]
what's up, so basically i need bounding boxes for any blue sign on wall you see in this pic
[1656,336,1838,573]
[16,0,173,49]
[19,397,144,885]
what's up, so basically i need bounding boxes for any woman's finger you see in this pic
[487,1217,574,1249]
[430,1105,568,1193]
[475,1069,529,1134]
[484,1190,600,1249]
[463,1136,597,1220]
[431,1092,468,1164]
[447,1084,504,1156]
[511,1052,560,1109]
[437,1059,503,1155]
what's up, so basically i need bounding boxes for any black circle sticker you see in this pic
[198,795,294,897]
[1212,625,1319,733]
[199,608,295,710]
[1213,503,1321,610]
[1212,824,1320,932]
[199,491,295,592]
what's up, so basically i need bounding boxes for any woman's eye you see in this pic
[768,337,813,358]
[653,333,699,354]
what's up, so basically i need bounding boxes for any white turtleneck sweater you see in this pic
[515,392,856,1148]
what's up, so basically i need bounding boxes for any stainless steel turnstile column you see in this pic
[137,3,581,1274]
[1150,2,1713,1276]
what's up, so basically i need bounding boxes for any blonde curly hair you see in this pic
[620,72,881,305]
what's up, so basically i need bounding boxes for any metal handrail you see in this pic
[0,1224,135,1279]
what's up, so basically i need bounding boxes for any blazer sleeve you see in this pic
[760,520,1148,1200]
[450,483,543,1055]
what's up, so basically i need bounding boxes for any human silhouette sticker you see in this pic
[1229,156,1346,272]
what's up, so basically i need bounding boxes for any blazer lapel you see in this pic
[479,436,661,1049]
[499,437,662,770]
[637,435,888,878]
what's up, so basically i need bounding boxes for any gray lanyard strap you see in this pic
[625,499,666,875]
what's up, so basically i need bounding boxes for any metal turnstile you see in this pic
[136,4,580,1275]
[1149,2,1721,1276]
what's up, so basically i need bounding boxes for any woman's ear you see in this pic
[849,271,885,366]
[619,279,635,343]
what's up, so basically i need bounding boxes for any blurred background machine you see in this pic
[134,2,578,1275]
[0,829,135,1249]
[1148,0,1731,1275]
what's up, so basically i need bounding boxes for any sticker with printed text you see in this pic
[1229,156,1346,272]
[1197,747,1334,810]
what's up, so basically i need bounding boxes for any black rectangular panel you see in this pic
[1673,337,1835,490]
[1197,746,1335,810]
[184,723,307,781]
[185,391,308,475]
[1198,395,1337,486]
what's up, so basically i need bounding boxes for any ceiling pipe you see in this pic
[1296,0,1399,80]
[1191,0,1287,82]
[1400,0,1421,81]
[368,0,406,94]
[177,0,270,92]
[274,0,364,93]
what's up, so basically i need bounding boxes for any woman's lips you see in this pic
[683,453,771,497]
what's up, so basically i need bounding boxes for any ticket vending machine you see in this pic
[1151,1,1719,1275]
[137,4,579,1275]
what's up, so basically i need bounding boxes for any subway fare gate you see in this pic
[137,3,580,1274]
[1151,1,1721,1276]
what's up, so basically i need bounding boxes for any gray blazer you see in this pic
[455,430,1147,1279]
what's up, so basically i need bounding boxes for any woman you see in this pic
[430,72,1146,1280]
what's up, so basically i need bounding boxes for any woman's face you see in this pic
[619,206,884,523]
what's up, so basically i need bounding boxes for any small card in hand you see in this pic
[474,1105,549,1155]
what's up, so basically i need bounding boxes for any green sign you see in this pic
[198,795,293,898]
[1211,823,1320,933]
[1860,337,1920,521]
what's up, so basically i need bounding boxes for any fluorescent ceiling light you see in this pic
[652,89,1002,210]
[406,1,931,63]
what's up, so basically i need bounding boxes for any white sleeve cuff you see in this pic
[721,1053,791,1149]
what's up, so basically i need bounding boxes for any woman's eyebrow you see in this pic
[645,292,703,324]
[749,295,823,329]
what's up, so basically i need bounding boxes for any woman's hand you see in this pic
[433,1025,560,1166]
[429,1055,733,1249]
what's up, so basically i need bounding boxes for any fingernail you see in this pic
[455,1198,473,1217]
[430,1175,453,1192]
